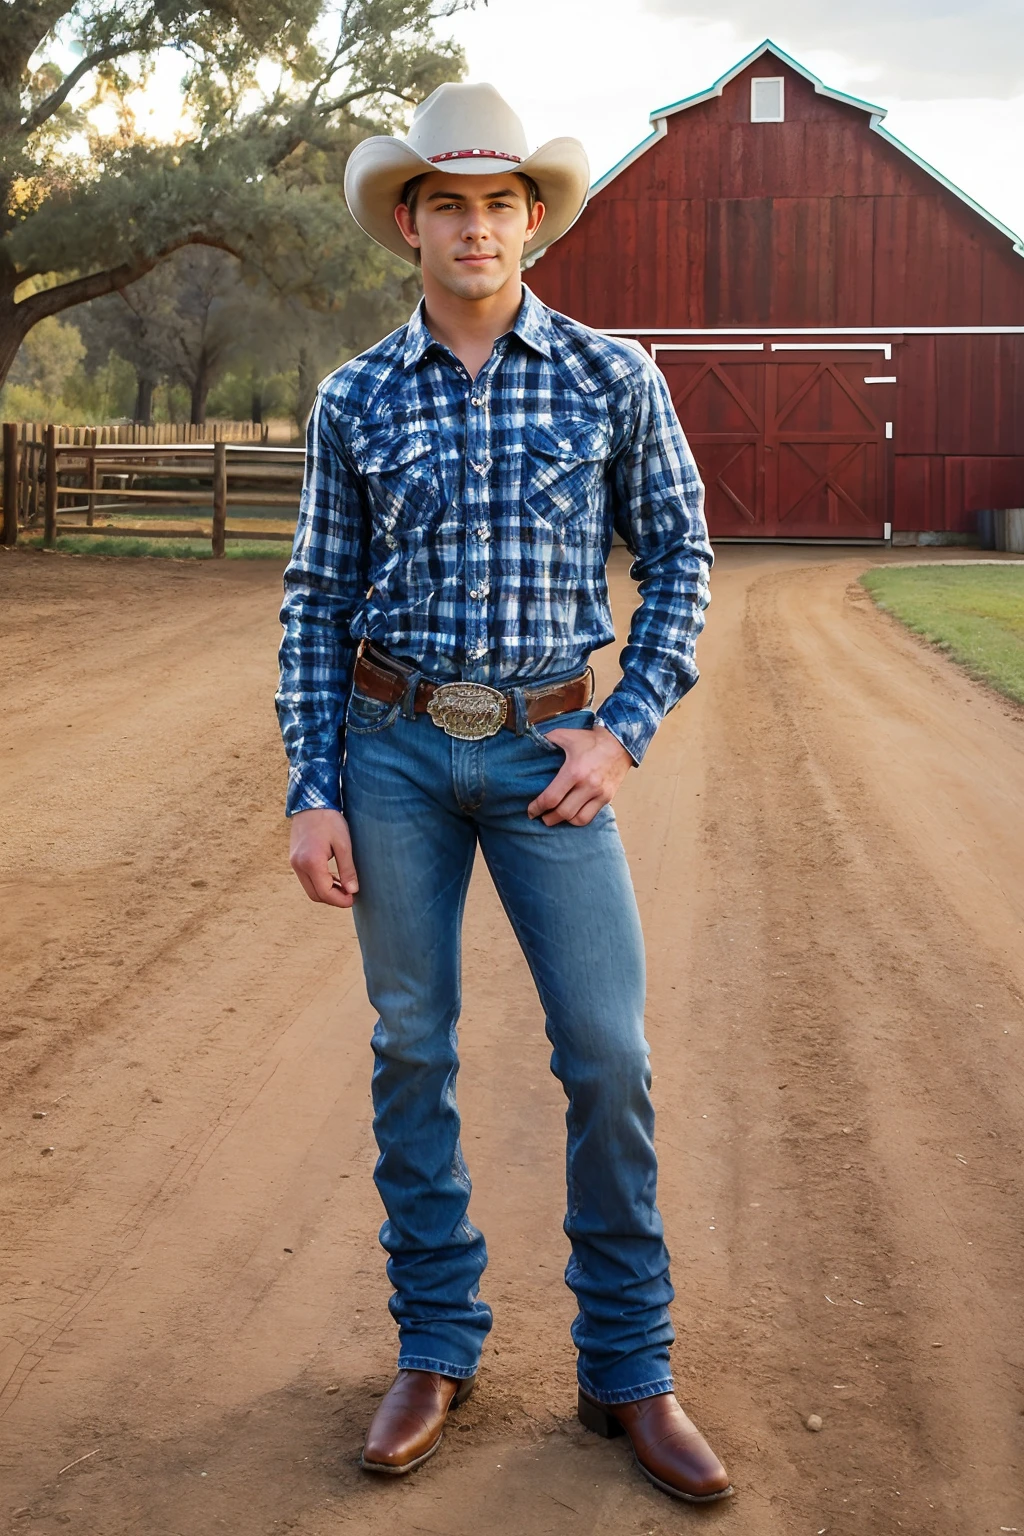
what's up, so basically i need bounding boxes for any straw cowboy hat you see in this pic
[344,82,590,264]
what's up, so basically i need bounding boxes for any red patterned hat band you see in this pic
[427,148,524,164]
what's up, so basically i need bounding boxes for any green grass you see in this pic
[861,565,1024,706]
[19,534,290,560]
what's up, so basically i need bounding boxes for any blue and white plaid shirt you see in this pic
[276,286,712,815]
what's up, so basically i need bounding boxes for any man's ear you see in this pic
[525,200,546,243]
[394,202,421,251]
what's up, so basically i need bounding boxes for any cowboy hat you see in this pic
[344,81,590,264]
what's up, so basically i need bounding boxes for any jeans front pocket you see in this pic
[526,707,596,753]
[346,686,402,735]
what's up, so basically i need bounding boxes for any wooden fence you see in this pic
[18,419,270,447]
[1,425,304,556]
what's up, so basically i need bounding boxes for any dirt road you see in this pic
[1,546,1022,1536]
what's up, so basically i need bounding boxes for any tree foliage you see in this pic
[0,0,474,387]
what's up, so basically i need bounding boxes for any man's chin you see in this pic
[442,261,514,299]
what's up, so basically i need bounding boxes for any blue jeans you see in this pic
[341,667,675,1405]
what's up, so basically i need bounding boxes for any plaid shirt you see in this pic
[276,286,712,815]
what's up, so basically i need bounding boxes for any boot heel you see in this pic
[577,1390,625,1439]
[453,1377,475,1408]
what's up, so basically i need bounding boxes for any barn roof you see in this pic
[589,39,1024,261]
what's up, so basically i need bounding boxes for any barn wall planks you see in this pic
[530,48,1024,535]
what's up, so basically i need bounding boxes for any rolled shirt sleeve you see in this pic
[595,355,713,765]
[275,389,367,816]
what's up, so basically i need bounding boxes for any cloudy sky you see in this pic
[445,0,1024,240]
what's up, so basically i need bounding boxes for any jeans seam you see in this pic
[576,1372,675,1405]
[397,1354,478,1380]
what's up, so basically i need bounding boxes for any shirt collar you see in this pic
[512,285,554,359]
[401,283,555,371]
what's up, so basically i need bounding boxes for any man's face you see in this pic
[394,172,546,299]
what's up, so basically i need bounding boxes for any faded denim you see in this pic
[341,666,676,1405]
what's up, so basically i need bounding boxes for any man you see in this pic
[275,81,730,1504]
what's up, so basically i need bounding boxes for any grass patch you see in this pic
[861,565,1024,705]
[19,534,290,560]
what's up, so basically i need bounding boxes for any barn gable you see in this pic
[528,43,1024,541]
[590,40,1023,263]
[530,43,1024,330]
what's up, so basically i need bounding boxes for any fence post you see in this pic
[86,427,97,525]
[44,423,57,544]
[30,424,40,524]
[2,423,18,546]
[212,440,227,557]
[17,422,30,525]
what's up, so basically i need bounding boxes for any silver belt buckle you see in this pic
[426,681,508,740]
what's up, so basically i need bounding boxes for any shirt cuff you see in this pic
[285,758,343,817]
[595,691,661,766]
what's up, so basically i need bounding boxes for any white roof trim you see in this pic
[867,116,1023,258]
[598,326,1024,336]
[649,39,885,125]
[589,117,666,198]
[582,38,1024,260]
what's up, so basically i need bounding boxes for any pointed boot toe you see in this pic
[361,1370,475,1476]
[578,1389,733,1503]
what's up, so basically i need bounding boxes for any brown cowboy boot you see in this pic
[578,1388,733,1502]
[361,1369,475,1475]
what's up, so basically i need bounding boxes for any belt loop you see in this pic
[511,685,528,735]
[401,668,423,720]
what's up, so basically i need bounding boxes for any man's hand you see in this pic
[527,725,634,827]
[289,807,359,908]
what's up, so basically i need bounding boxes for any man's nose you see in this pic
[461,210,490,241]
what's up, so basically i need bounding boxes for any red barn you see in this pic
[527,42,1024,543]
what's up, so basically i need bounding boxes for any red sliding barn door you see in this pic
[658,349,894,539]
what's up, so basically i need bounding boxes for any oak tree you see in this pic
[0,0,470,387]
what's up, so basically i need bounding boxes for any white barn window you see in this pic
[751,76,785,122]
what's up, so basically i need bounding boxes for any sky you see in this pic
[443,0,1024,242]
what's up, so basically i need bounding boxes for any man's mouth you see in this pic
[456,253,497,264]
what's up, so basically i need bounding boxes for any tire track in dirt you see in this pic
[672,556,1024,1534]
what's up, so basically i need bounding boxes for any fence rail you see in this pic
[17,419,270,448]
[1,424,304,555]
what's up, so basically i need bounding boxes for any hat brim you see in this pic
[343,135,590,265]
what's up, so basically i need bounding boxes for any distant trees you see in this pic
[91,249,246,426]
[1,0,475,392]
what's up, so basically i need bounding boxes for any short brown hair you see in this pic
[400,171,541,221]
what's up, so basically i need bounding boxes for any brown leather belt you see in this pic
[353,642,594,742]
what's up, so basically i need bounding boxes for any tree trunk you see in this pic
[296,346,320,433]
[0,288,32,392]
[190,353,210,426]
[250,369,264,426]
[134,374,155,425]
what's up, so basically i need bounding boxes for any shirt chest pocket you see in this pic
[522,417,609,532]
[356,426,440,540]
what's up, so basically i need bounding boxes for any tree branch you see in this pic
[20,39,141,134]
[0,1,75,84]
[262,83,418,170]
[14,235,241,325]
[317,83,419,117]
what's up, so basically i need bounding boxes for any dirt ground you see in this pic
[1,544,1022,1536]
